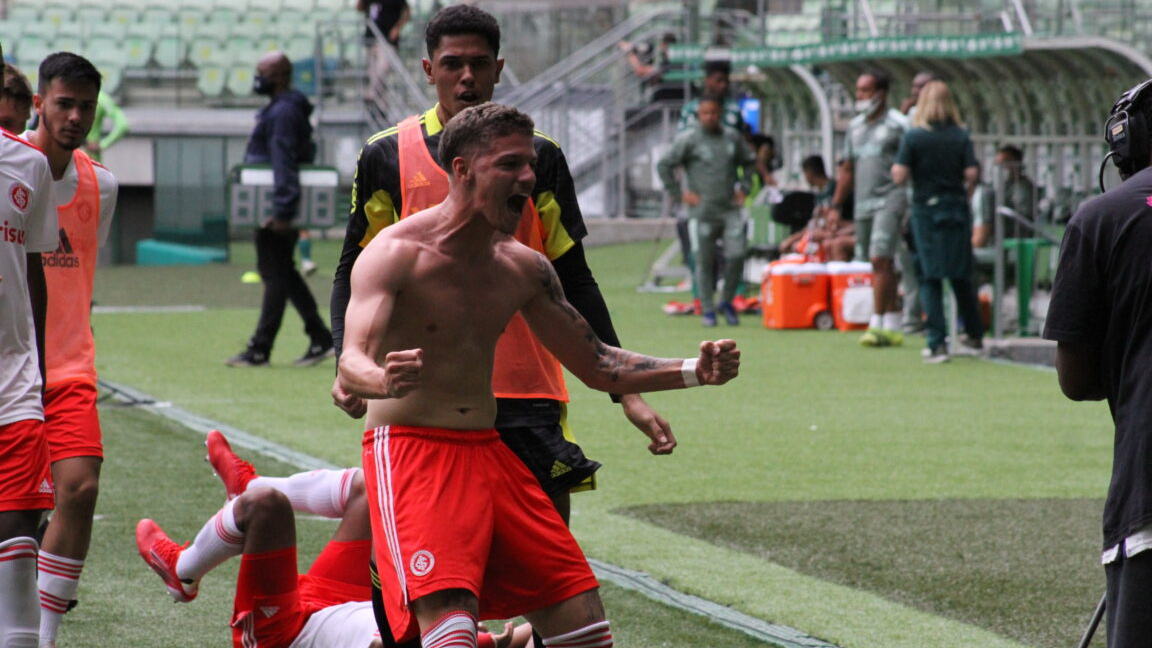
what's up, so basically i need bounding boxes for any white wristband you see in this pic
[681,358,700,387]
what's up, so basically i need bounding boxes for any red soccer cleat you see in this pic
[206,430,257,500]
[135,519,198,603]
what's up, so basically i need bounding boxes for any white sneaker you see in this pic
[301,259,318,276]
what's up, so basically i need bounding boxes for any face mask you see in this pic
[253,75,273,96]
[854,95,881,116]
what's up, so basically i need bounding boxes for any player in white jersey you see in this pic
[136,431,528,648]
[0,43,60,648]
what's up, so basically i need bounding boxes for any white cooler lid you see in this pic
[825,261,873,274]
[770,262,828,276]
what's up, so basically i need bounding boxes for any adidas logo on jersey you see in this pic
[38,479,53,494]
[550,461,572,479]
[260,606,280,618]
[406,171,431,190]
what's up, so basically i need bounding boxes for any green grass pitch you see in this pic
[72,238,1112,647]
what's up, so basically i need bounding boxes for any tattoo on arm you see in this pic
[535,256,679,382]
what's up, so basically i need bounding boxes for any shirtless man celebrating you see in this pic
[339,103,740,648]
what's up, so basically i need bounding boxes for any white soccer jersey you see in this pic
[0,131,58,426]
[288,601,379,648]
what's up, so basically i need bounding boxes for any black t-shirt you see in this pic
[363,0,408,44]
[1043,165,1152,549]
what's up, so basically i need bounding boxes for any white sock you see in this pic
[542,620,614,648]
[248,468,355,518]
[421,611,477,648]
[37,551,83,645]
[869,314,883,330]
[0,537,41,648]
[882,311,903,331]
[176,499,244,582]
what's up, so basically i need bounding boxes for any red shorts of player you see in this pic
[362,426,600,643]
[231,540,372,648]
[44,380,103,461]
[0,418,53,512]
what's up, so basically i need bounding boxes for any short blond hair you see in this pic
[912,80,963,130]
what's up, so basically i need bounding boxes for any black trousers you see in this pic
[249,226,330,353]
[1105,548,1152,647]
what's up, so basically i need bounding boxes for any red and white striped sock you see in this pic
[0,537,40,648]
[38,551,84,644]
[175,498,244,581]
[421,611,477,648]
[542,620,614,648]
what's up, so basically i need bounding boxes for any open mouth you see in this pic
[507,193,529,213]
[457,91,481,104]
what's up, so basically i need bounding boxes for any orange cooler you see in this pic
[761,261,831,329]
[826,261,873,331]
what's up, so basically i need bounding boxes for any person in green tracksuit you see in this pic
[658,95,756,327]
[83,91,128,162]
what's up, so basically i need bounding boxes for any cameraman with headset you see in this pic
[1044,78,1152,648]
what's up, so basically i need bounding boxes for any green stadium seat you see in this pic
[122,34,153,68]
[275,9,309,34]
[107,4,139,30]
[285,33,315,61]
[197,63,227,98]
[6,6,40,23]
[226,64,255,96]
[177,8,208,34]
[226,34,258,62]
[41,6,71,29]
[15,35,52,69]
[15,20,55,42]
[254,34,281,55]
[188,35,227,67]
[153,29,187,68]
[141,7,174,25]
[95,62,123,95]
[90,20,128,40]
[241,10,276,33]
[53,34,85,56]
[75,6,108,27]
[23,64,39,92]
[206,7,239,32]
[87,36,124,64]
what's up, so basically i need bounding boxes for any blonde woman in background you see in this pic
[891,80,984,363]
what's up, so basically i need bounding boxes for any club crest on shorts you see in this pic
[410,550,435,576]
[10,183,30,212]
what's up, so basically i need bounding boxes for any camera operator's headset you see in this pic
[1101,78,1152,191]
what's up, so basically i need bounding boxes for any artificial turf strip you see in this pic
[618,500,1108,648]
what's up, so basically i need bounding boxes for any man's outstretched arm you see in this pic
[521,253,739,393]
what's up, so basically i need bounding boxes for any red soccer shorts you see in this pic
[44,380,103,461]
[0,418,53,511]
[362,426,599,643]
[231,542,374,648]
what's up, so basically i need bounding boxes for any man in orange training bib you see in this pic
[27,52,119,648]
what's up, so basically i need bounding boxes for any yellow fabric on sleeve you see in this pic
[359,190,399,248]
[535,190,576,261]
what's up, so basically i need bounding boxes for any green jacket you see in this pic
[657,123,756,215]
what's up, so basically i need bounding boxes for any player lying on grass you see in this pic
[339,103,741,648]
[135,430,530,648]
